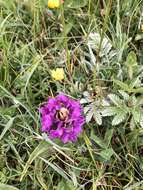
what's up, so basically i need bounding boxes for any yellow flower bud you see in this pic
[51,68,64,81]
[48,0,60,9]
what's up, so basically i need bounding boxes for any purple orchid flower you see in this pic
[40,94,85,143]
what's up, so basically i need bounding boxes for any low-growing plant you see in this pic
[0,0,143,189]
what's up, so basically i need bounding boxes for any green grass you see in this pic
[0,0,143,189]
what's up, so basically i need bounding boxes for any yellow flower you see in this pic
[51,68,64,81]
[48,0,60,9]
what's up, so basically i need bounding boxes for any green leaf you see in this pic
[86,107,93,123]
[0,84,36,122]
[126,51,137,66]
[135,34,143,41]
[94,111,102,125]
[102,107,117,117]
[56,23,73,48]
[129,77,142,88]
[65,0,87,8]
[129,96,137,106]
[123,180,143,190]
[132,109,142,123]
[99,148,114,161]
[20,141,50,181]
[35,159,48,190]
[128,65,133,80]
[125,51,138,80]
[108,94,123,106]
[104,129,114,147]
[118,90,129,101]
[40,158,70,181]
[132,87,143,94]
[90,131,107,149]
[112,112,127,126]
[0,183,19,190]
[23,54,42,92]
[130,117,137,130]
[139,116,143,128]
[57,180,76,190]
[0,117,15,140]
[113,79,130,91]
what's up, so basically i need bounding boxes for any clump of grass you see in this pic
[0,0,143,189]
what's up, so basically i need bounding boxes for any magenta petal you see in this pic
[61,134,70,143]
[70,135,77,142]
[73,125,82,134]
[56,94,69,103]
[40,94,85,143]
[71,108,81,118]
[47,98,57,110]
[50,128,64,138]
[39,106,48,115]
[41,115,53,132]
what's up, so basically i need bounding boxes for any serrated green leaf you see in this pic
[132,96,137,106]
[102,107,117,116]
[94,111,102,125]
[86,108,93,123]
[130,77,142,88]
[113,79,130,91]
[112,112,127,126]
[113,79,143,94]
[108,94,122,106]
[84,106,91,114]
[132,109,141,123]
[118,90,129,101]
